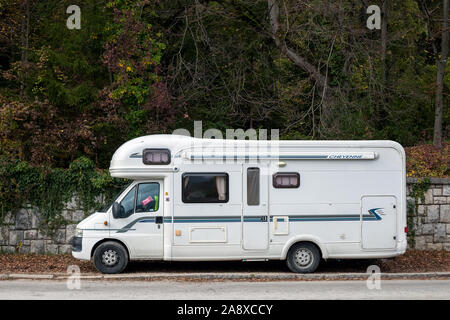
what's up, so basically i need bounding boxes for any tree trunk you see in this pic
[376,0,389,129]
[433,0,449,149]
[381,0,388,85]
[267,0,333,124]
[19,0,30,98]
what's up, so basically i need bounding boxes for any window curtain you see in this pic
[215,176,227,201]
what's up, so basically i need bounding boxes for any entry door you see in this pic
[361,196,397,250]
[242,163,269,250]
[109,181,164,258]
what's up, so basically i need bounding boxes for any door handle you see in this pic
[155,216,163,224]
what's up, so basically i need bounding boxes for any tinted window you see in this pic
[119,186,136,218]
[182,173,229,203]
[136,183,160,212]
[273,172,300,188]
[247,168,260,205]
[143,149,171,165]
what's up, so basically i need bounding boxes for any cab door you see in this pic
[109,181,164,258]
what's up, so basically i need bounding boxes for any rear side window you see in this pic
[142,149,171,165]
[273,172,300,188]
[247,168,260,205]
[182,173,229,203]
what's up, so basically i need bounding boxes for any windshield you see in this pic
[98,183,132,212]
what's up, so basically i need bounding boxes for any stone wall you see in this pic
[0,197,85,254]
[0,178,449,254]
[406,178,450,251]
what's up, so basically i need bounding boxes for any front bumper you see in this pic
[72,236,82,252]
[71,236,101,260]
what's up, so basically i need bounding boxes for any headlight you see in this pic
[75,228,83,237]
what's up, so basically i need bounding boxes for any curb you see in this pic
[8,274,55,280]
[1,272,450,281]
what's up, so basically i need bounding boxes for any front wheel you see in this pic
[93,241,129,274]
[286,243,321,273]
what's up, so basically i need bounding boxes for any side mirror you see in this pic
[112,202,121,219]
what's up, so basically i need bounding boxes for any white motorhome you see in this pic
[72,134,407,273]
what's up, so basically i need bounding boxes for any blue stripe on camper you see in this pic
[113,209,383,233]
[138,219,155,223]
[367,208,383,220]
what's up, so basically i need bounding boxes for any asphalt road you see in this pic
[0,279,449,299]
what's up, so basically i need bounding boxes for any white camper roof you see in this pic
[109,134,405,179]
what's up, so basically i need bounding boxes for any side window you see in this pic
[182,173,229,203]
[142,149,171,165]
[119,186,136,218]
[272,172,300,188]
[247,168,260,205]
[136,183,160,213]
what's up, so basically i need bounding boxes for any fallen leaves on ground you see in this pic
[378,250,450,272]
[0,253,95,274]
[0,250,449,275]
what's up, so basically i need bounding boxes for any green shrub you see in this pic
[0,156,129,234]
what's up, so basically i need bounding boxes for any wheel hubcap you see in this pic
[102,249,119,266]
[294,248,313,267]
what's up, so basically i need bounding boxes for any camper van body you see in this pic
[72,134,407,273]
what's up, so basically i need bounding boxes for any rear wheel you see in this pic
[286,242,321,273]
[93,241,128,274]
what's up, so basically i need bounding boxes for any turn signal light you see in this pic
[404,227,407,234]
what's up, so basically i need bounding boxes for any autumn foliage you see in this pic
[405,142,449,178]
[0,0,448,170]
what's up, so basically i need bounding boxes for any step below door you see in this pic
[361,196,397,250]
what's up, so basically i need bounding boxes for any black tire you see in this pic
[286,242,321,273]
[93,241,129,274]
